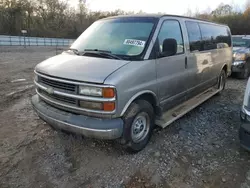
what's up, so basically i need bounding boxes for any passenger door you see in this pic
[199,23,232,84]
[155,19,189,110]
[185,21,210,97]
[198,23,219,88]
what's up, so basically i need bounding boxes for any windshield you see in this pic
[232,36,250,47]
[70,17,157,60]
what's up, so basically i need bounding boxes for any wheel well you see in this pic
[223,64,227,74]
[136,93,160,115]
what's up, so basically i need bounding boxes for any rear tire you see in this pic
[121,100,155,153]
[217,69,226,95]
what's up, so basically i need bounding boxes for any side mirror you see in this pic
[160,38,177,57]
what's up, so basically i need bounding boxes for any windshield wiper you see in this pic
[83,49,123,60]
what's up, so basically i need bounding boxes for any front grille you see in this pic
[38,88,77,105]
[40,76,76,94]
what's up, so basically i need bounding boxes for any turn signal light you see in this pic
[103,88,115,98]
[103,102,115,111]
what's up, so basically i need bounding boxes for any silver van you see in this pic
[32,15,232,152]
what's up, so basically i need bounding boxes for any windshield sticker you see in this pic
[124,39,146,47]
[243,36,250,39]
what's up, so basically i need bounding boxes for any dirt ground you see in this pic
[1,47,250,188]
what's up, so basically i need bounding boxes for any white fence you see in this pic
[0,35,75,46]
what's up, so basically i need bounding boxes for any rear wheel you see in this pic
[121,100,155,153]
[217,69,226,95]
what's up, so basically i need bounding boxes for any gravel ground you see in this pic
[1,47,250,188]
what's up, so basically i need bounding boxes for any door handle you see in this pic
[185,57,188,69]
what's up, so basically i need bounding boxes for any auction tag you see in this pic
[124,39,146,47]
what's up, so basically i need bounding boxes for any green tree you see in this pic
[211,4,233,16]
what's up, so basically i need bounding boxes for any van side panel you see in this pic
[183,19,232,97]
[182,20,207,97]
[211,46,232,78]
[198,23,232,89]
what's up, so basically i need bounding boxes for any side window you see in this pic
[185,21,202,52]
[157,20,184,56]
[199,23,217,50]
[199,23,231,50]
[216,27,232,48]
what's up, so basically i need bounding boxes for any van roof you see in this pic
[102,14,228,27]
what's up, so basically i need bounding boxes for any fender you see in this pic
[221,63,230,77]
[120,90,158,116]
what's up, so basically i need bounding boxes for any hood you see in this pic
[35,53,130,84]
[233,47,250,54]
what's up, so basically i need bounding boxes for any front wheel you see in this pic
[121,100,155,153]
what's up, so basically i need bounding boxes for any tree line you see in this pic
[0,0,250,39]
[192,3,250,35]
[0,0,128,38]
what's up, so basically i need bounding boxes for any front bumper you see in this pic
[32,95,124,140]
[239,107,250,151]
[232,61,246,72]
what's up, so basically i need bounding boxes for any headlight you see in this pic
[79,86,115,98]
[79,86,102,97]
[234,53,246,61]
[233,61,245,66]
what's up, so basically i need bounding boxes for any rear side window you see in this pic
[158,20,184,54]
[199,23,231,50]
[185,21,202,52]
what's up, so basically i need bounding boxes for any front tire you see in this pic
[121,100,155,153]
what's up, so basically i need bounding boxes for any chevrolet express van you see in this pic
[32,15,232,152]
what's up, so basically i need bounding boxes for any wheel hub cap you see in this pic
[131,113,150,143]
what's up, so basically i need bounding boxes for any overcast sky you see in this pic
[70,0,247,15]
